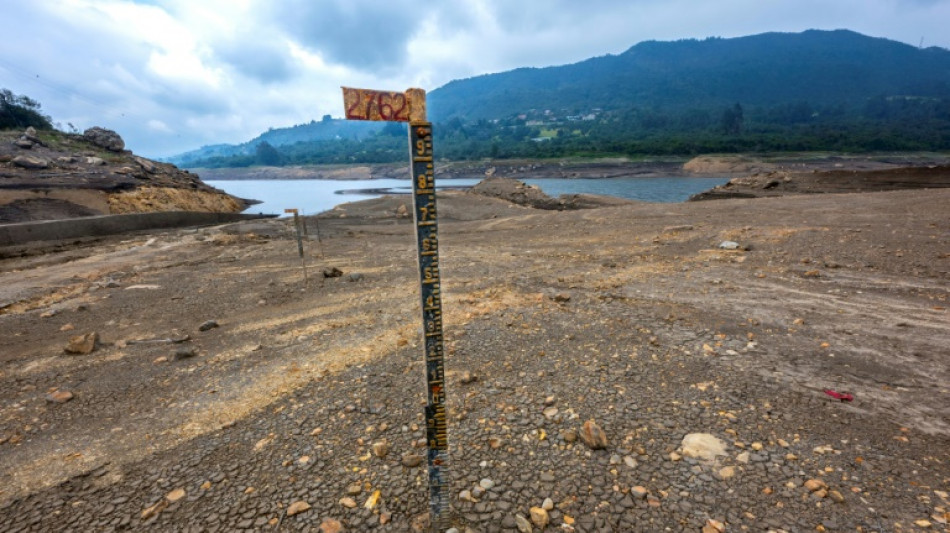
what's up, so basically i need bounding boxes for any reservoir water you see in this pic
[205,176,729,217]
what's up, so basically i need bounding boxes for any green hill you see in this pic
[171,30,950,167]
[428,29,950,120]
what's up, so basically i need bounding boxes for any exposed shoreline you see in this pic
[1,184,947,530]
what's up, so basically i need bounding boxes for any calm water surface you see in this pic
[205,177,728,216]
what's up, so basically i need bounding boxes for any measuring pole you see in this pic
[341,86,450,531]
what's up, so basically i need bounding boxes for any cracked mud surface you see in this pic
[0,187,948,531]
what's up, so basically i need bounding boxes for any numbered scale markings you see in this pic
[409,122,451,530]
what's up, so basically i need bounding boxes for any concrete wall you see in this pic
[0,212,271,246]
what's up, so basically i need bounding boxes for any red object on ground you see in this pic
[824,389,854,402]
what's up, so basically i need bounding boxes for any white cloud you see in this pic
[1,0,948,157]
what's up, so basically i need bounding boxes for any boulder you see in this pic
[12,155,49,169]
[83,127,125,152]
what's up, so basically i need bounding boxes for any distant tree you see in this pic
[255,141,282,165]
[720,103,744,135]
[380,121,406,137]
[0,88,53,130]
[321,114,333,123]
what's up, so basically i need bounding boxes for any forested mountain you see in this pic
[172,30,950,168]
[167,115,383,167]
[428,29,950,120]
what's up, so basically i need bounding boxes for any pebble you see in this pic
[198,320,219,332]
[514,513,533,532]
[631,486,648,499]
[372,440,390,458]
[319,518,343,532]
[46,390,74,404]
[479,478,495,490]
[339,496,357,508]
[286,500,311,516]
[165,488,186,503]
[561,429,578,443]
[529,507,549,528]
[64,332,99,355]
[579,419,607,449]
[174,346,198,360]
[401,454,423,467]
[680,433,728,460]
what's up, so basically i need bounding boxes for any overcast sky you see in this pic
[4,0,949,158]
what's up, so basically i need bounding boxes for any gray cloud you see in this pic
[3,0,950,158]
[214,39,298,84]
[263,0,421,73]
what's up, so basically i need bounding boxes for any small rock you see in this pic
[459,371,478,384]
[561,428,578,443]
[718,241,740,250]
[372,440,390,458]
[669,452,682,461]
[322,267,344,278]
[46,390,74,404]
[319,518,344,532]
[529,507,549,529]
[346,272,364,282]
[363,490,381,509]
[828,490,845,503]
[287,500,311,516]
[198,320,219,332]
[552,292,571,303]
[542,406,558,419]
[804,479,827,492]
[459,490,475,502]
[514,514,533,533]
[703,518,726,533]
[174,346,198,360]
[479,478,495,490]
[64,332,99,355]
[541,497,554,511]
[718,466,736,479]
[401,454,424,467]
[579,419,607,450]
[165,488,186,502]
[680,433,728,461]
[631,486,648,499]
[141,499,168,519]
[346,483,362,496]
[623,456,638,468]
[339,496,357,508]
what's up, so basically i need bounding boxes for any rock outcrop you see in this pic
[82,127,125,152]
[470,177,636,210]
[1,127,252,223]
